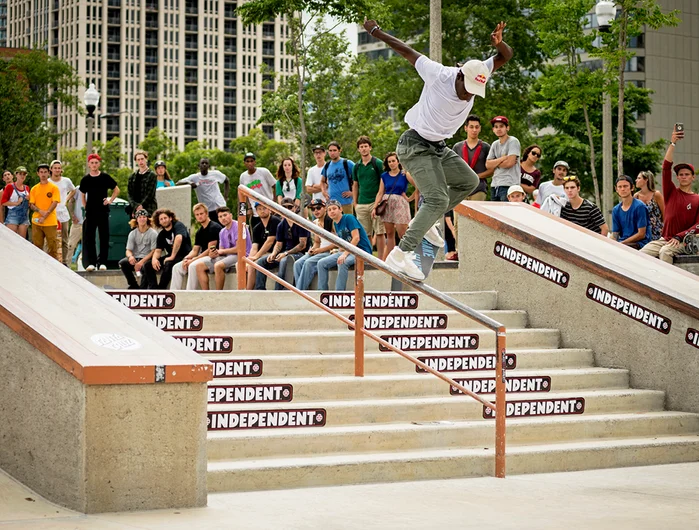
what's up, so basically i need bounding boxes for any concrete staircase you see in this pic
[121,290,699,492]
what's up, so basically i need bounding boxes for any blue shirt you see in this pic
[612,198,651,248]
[380,171,409,195]
[334,214,372,254]
[321,159,355,205]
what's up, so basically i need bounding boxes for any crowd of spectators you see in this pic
[2,125,696,289]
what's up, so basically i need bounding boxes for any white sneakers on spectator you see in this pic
[86,265,96,271]
[386,247,425,281]
[408,218,445,247]
[99,264,107,271]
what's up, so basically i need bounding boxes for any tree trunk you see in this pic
[582,103,601,208]
[293,16,307,177]
[616,9,628,178]
[429,0,442,62]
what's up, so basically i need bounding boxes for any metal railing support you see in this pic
[354,258,365,377]
[237,191,247,291]
[495,331,507,478]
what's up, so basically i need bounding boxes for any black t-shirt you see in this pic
[195,221,222,250]
[252,215,281,246]
[276,219,310,252]
[79,172,118,214]
[156,220,192,258]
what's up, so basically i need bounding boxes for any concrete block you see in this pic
[157,185,192,231]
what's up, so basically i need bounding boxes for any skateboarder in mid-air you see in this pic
[362,19,513,281]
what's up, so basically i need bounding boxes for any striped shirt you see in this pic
[560,199,606,234]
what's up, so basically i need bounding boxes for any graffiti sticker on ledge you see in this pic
[586,283,671,334]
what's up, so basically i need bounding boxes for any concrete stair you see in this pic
[123,290,699,491]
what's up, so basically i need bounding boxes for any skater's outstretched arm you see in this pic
[490,22,513,72]
[363,19,421,66]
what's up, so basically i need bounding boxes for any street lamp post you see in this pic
[100,111,136,167]
[83,83,100,173]
[596,0,617,224]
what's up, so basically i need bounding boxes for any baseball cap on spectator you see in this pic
[312,145,326,152]
[674,163,695,175]
[490,115,509,126]
[553,160,569,169]
[154,160,166,168]
[135,209,150,217]
[37,163,50,171]
[15,166,27,173]
[327,199,343,209]
[50,159,61,167]
[244,152,256,161]
[507,185,525,197]
[461,60,491,98]
[309,198,326,208]
[616,175,634,187]
[87,153,101,162]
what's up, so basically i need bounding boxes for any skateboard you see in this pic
[390,237,442,290]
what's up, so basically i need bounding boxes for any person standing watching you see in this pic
[641,129,699,264]
[127,150,157,217]
[177,158,229,224]
[2,166,30,238]
[169,203,222,290]
[520,145,543,198]
[537,161,569,207]
[634,170,664,242]
[79,153,120,271]
[143,208,192,289]
[49,160,76,266]
[486,116,521,202]
[67,188,84,266]
[353,135,386,260]
[29,164,61,260]
[320,141,355,214]
[610,175,650,249]
[239,152,276,231]
[154,160,174,189]
[559,176,608,235]
[305,145,327,203]
[119,209,157,289]
[1,169,15,224]
[275,157,303,211]
[452,115,493,201]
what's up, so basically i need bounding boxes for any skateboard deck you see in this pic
[390,237,441,291]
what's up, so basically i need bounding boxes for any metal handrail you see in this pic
[236,185,507,478]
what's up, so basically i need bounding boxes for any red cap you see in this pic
[674,163,695,175]
[490,115,509,126]
[87,153,102,162]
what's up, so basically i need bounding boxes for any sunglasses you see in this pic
[311,206,323,211]
[283,204,295,210]
[530,151,541,157]
[562,176,577,181]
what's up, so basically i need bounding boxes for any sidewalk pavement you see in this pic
[2,462,698,529]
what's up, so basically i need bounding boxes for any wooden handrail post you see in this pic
[354,257,365,377]
[495,331,507,478]
[237,190,247,291]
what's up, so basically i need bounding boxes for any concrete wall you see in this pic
[157,184,192,231]
[0,320,208,513]
[457,215,699,414]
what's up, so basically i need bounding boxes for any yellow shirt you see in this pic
[30,181,61,226]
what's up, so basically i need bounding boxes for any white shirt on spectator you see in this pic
[239,167,276,217]
[405,55,494,142]
[537,181,566,206]
[306,165,324,201]
[53,177,76,223]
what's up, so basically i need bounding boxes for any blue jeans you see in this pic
[491,186,510,202]
[254,252,303,290]
[317,253,356,291]
[294,252,331,290]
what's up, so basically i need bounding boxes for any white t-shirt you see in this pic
[73,189,85,224]
[314,218,333,248]
[405,55,495,142]
[306,165,325,201]
[52,177,76,223]
[239,168,276,217]
[179,169,227,211]
[537,181,566,206]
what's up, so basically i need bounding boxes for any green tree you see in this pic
[0,49,82,170]
[237,0,388,174]
[593,0,679,178]
[138,127,179,162]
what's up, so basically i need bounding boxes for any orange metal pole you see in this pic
[236,190,247,291]
[354,257,365,377]
[495,330,507,478]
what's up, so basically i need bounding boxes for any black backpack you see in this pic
[352,156,382,183]
[323,159,352,190]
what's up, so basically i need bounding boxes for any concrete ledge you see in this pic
[0,227,211,513]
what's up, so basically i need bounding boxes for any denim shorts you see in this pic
[4,207,30,226]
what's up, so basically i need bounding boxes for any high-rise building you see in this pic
[6,0,293,156]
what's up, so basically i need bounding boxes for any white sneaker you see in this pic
[98,264,107,271]
[386,247,425,281]
[86,265,96,272]
[408,218,445,247]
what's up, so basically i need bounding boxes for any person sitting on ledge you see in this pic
[119,209,157,289]
[143,208,192,289]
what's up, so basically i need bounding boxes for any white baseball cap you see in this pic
[461,60,490,98]
[507,185,525,197]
